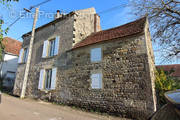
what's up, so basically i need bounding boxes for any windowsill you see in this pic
[89,87,103,91]
[90,60,102,64]
[18,62,26,65]
[39,89,55,93]
[42,55,58,59]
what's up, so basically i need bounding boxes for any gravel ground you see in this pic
[0,94,131,120]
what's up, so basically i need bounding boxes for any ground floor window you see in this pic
[91,71,102,89]
[38,68,57,90]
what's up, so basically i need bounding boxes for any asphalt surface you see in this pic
[0,94,129,120]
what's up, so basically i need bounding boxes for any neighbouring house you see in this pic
[156,64,180,80]
[13,8,157,120]
[0,37,22,89]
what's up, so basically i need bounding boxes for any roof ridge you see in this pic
[96,17,146,34]
[3,37,22,43]
[73,17,147,49]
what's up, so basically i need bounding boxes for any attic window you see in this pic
[90,48,102,62]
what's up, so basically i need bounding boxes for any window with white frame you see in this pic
[18,47,29,63]
[42,36,60,58]
[90,48,102,62]
[38,67,57,90]
[91,72,102,89]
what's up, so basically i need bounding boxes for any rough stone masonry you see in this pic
[14,8,157,120]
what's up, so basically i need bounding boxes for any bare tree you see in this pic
[130,0,180,63]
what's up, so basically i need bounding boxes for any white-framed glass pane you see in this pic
[91,48,102,62]
[23,48,28,63]
[54,36,60,55]
[49,39,56,57]
[45,69,52,90]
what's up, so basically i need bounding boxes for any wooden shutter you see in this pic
[91,73,102,89]
[18,49,24,63]
[54,36,60,55]
[38,69,45,90]
[90,48,102,62]
[51,68,57,90]
[42,40,49,58]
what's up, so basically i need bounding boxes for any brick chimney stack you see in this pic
[94,14,101,32]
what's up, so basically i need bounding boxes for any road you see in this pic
[0,94,129,120]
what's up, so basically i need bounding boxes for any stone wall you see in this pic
[55,33,156,120]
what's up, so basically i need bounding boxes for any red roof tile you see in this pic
[73,17,146,49]
[156,64,180,77]
[3,37,22,56]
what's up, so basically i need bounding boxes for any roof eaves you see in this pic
[22,12,75,38]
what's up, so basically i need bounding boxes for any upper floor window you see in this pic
[38,67,57,90]
[90,48,102,62]
[49,39,56,57]
[42,36,60,58]
[18,47,28,63]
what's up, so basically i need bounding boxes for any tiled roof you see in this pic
[156,64,180,77]
[3,37,22,56]
[73,17,146,49]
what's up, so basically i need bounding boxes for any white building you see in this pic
[0,37,22,89]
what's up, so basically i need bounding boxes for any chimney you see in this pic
[55,10,63,19]
[94,14,101,32]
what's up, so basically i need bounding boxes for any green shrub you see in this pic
[155,68,180,107]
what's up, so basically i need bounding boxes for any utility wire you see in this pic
[98,3,127,15]
[15,2,127,40]
[5,0,52,30]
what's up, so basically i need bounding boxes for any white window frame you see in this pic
[18,47,29,64]
[90,47,102,63]
[91,70,103,89]
[42,36,60,58]
[38,67,57,90]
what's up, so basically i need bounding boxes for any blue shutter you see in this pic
[42,40,49,58]
[51,68,57,90]
[18,49,24,63]
[54,36,60,55]
[91,48,102,62]
[38,69,45,90]
[91,73,102,89]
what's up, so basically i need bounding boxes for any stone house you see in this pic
[14,8,157,120]
[0,37,22,89]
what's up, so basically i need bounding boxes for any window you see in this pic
[23,48,28,63]
[49,39,56,57]
[90,48,102,62]
[38,68,57,90]
[6,71,16,80]
[42,36,60,58]
[91,72,102,89]
[18,47,28,63]
[45,69,52,89]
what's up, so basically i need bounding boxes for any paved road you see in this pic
[0,94,128,120]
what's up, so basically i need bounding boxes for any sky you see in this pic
[0,0,179,65]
